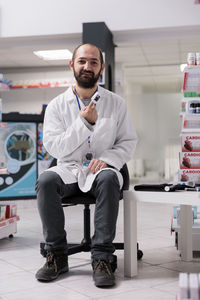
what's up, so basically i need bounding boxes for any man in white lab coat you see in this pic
[35,43,137,287]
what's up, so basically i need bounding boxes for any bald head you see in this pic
[72,43,104,66]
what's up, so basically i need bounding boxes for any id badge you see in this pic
[82,151,95,167]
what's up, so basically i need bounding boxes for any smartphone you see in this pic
[91,92,100,103]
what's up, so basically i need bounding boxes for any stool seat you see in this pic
[62,194,96,206]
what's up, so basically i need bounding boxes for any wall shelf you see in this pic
[0,83,10,91]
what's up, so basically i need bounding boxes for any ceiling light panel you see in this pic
[33,49,72,60]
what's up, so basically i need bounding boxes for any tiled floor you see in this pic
[0,196,199,300]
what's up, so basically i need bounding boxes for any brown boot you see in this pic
[36,250,68,282]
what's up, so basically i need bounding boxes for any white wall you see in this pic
[0,0,200,37]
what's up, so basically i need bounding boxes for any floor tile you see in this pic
[96,286,176,300]
[2,285,90,300]
[0,271,42,295]
[0,260,22,275]
[142,247,181,265]
[160,260,200,273]
[153,279,179,297]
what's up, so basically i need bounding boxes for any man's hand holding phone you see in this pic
[80,100,98,124]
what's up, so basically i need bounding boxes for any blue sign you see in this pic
[0,122,37,199]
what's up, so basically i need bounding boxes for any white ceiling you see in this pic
[0,25,200,92]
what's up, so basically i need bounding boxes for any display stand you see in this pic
[0,215,20,239]
[172,61,200,254]
[179,65,200,184]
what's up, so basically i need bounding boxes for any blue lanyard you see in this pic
[73,87,98,111]
[73,87,93,148]
[74,88,81,111]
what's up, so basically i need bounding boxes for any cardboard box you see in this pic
[179,152,200,169]
[6,204,17,218]
[178,169,200,183]
[0,205,7,221]
[181,133,200,152]
[10,204,17,217]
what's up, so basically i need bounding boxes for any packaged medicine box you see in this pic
[182,115,200,130]
[0,205,7,221]
[179,152,200,169]
[181,133,200,152]
[10,204,17,217]
[185,99,200,114]
[6,204,17,218]
[178,169,200,184]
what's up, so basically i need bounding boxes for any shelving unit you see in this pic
[172,56,200,256]
[9,79,73,89]
[179,63,200,182]
[0,83,9,91]
[0,215,20,239]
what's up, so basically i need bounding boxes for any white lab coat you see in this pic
[43,86,137,192]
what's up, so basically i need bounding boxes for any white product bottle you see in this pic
[196,52,200,65]
[0,99,2,122]
[187,53,196,65]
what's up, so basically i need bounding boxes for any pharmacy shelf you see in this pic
[180,113,200,117]
[182,97,200,101]
[184,65,200,73]
[0,83,9,91]
[181,129,200,133]
[9,83,71,89]
[0,216,19,239]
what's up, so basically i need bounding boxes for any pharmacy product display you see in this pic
[0,204,19,239]
[0,73,11,91]
[179,54,200,184]
[172,59,200,258]
[0,122,37,199]
[178,273,200,300]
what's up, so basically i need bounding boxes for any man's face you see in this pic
[70,45,104,89]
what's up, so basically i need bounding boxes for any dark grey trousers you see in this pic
[35,169,120,260]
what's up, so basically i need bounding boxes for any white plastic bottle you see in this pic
[187,53,196,65]
[196,53,200,65]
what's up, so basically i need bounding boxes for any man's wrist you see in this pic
[80,115,95,131]
[89,121,96,125]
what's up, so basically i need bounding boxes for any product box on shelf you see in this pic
[181,114,200,131]
[180,97,200,114]
[178,169,200,184]
[181,99,187,113]
[5,204,17,218]
[183,65,200,98]
[181,133,200,152]
[179,152,200,169]
[0,205,7,221]
[185,99,200,114]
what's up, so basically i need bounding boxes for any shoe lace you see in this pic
[94,260,112,275]
[46,253,58,272]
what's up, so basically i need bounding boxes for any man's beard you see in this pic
[74,69,102,89]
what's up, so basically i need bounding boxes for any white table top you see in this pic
[132,190,200,206]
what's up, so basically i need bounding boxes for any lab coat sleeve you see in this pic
[98,100,138,170]
[43,98,92,159]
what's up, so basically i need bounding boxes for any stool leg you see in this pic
[179,205,193,261]
[82,204,91,245]
[123,190,137,277]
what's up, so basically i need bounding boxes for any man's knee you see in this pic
[96,170,120,189]
[35,171,61,193]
